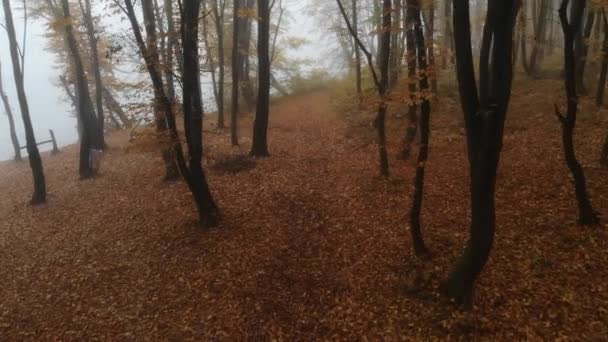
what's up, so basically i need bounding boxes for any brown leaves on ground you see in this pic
[0,79,607,339]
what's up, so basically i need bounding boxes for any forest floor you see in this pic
[0,78,607,340]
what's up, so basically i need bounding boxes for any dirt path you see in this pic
[0,87,607,339]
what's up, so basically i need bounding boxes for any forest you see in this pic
[0,0,607,339]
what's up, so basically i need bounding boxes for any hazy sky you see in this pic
[0,1,336,161]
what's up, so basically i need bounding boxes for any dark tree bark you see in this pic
[376,0,392,177]
[231,0,240,145]
[0,61,21,161]
[250,0,271,157]
[596,13,608,107]
[2,0,46,203]
[556,0,600,225]
[238,0,256,112]
[80,0,105,149]
[389,0,402,90]
[442,0,454,68]
[425,0,437,94]
[181,0,219,227]
[61,0,102,179]
[408,0,430,257]
[601,130,608,166]
[336,0,390,177]
[352,0,362,98]
[211,0,226,129]
[123,0,180,180]
[522,0,549,77]
[164,0,177,101]
[441,0,520,309]
[575,8,595,95]
[399,0,418,161]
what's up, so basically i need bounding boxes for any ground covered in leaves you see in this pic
[1,79,607,339]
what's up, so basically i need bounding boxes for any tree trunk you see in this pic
[400,0,418,161]
[250,0,271,157]
[389,0,402,90]
[426,0,437,94]
[164,0,177,102]
[375,0,391,177]
[202,0,220,114]
[81,0,105,149]
[596,14,608,107]
[557,0,600,225]
[212,0,226,129]
[353,0,362,98]
[576,8,595,95]
[408,0,430,257]
[0,61,21,161]
[2,0,46,203]
[239,0,256,112]
[101,86,132,128]
[231,0,240,145]
[61,0,101,179]
[182,0,219,227]
[441,0,519,308]
[124,0,180,180]
[601,130,608,166]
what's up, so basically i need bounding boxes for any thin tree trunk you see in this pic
[231,0,240,145]
[2,0,46,202]
[353,0,362,98]
[557,0,600,225]
[400,0,418,160]
[61,0,101,179]
[202,0,220,112]
[426,0,437,94]
[601,130,608,166]
[250,0,271,157]
[164,0,177,101]
[408,0,430,257]
[0,61,21,161]
[376,0,391,177]
[80,0,105,149]
[576,8,595,95]
[212,0,226,129]
[389,0,402,90]
[101,85,132,128]
[182,0,219,227]
[596,14,608,107]
[123,0,180,180]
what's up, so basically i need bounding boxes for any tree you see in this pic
[399,0,419,160]
[120,0,180,180]
[211,0,227,129]
[250,0,271,157]
[181,0,219,227]
[596,12,608,106]
[2,0,46,203]
[0,60,21,161]
[60,0,103,179]
[555,0,600,225]
[352,0,362,99]
[407,0,431,258]
[440,0,520,308]
[336,0,391,177]
[79,0,105,148]
[231,0,240,146]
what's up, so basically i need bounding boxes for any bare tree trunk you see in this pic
[164,0,177,101]
[389,0,402,90]
[353,0,362,98]
[576,7,595,95]
[123,0,180,180]
[61,0,101,179]
[557,0,600,225]
[441,0,519,308]
[376,0,392,177]
[2,0,46,202]
[250,0,271,157]
[0,61,21,161]
[596,14,608,107]
[212,0,226,129]
[231,0,240,145]
[426,0,437,94]
[202,0,220,112]
[400,0,418,160]
[80,0,105,149]
[182,0,219,227]
[101,85,132,128]
[408,0,430,257]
